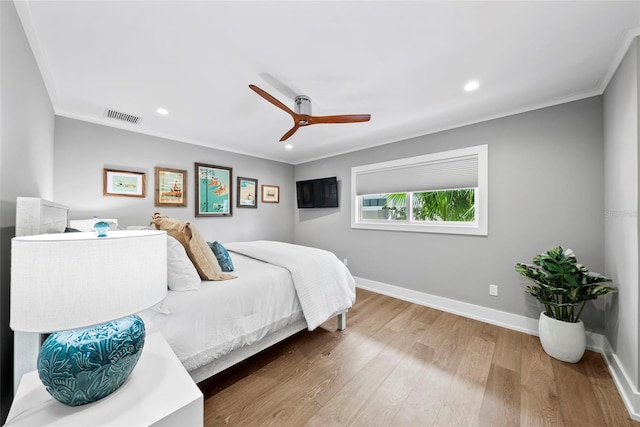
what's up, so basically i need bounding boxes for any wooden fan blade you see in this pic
[249,84,296,117]
[306,114,371,125]
[280,123,301,141]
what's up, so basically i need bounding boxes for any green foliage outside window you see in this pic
[385,189,475,222]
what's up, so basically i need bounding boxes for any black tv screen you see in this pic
[296,177,338,208]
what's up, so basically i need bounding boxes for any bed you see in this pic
[13,197,355,387]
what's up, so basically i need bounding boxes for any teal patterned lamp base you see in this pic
[37,314,146,406]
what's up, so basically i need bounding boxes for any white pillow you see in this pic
[167,235,202,291]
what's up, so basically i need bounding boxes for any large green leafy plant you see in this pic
[385,189,475,222]
[515,246,614,323]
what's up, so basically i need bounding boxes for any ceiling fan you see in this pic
[248,84,371,142]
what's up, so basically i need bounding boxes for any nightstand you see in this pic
[4,333,203,426]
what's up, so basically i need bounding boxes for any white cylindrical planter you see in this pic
[538,312,586,363]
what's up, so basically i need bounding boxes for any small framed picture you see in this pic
[195,163,233,217]
[103,168,146,198]
[237,177,258,208]
[155,167,187,207]
[261,184,280,203]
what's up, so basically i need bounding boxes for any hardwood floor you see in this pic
[200,288,637,426]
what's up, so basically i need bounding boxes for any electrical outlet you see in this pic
[343,258,348,266]
[489,284,498,296]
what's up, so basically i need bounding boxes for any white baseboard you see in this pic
[600,337,640,421]
[354,276,640,421]
[355,277,602,348]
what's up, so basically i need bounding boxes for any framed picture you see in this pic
[195,163,232,216]
[237,177,258,208]
[103,168,146,197]
[155,167,187,207]
[261,184,280,203]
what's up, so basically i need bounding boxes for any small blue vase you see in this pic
[37,314,146,406]
[94,221,110,237]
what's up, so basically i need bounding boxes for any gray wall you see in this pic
[604,38,639,392]
[0,1,55,423]
[54,117,295,244]
[294,96,606,331]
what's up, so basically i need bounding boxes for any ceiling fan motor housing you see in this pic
[295,95,312,115]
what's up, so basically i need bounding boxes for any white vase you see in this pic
[537,312,586,363]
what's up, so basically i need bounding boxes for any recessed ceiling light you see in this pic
[464,81,480,92]
[156,108,169,115]
[285,144,293,150]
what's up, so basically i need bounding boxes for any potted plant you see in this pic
[515,246,614,363]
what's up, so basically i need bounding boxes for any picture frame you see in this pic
[155,167,187,207]
[237,177,258,208]
[261,184,280,203]
[195,163,232,216]
[103,168,146,198]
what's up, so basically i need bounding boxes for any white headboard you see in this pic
[16,197,70,237]
[13,197,70,393]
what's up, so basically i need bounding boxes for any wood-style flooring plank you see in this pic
[433,335,495,426]
[304,321,398,407]
[230,319,402,426]
[349,329,434,426]
[479,364,521,427]
[551,355,607,426]
[391,324,465,426]
[305,320,427,426]
[581,351,637,427]
[261,395,322,427]
[519,333,564,426]
[199,289,638,427]
[418,309,461,349]
[385,301,427,332]
[493,326,524,372]
[203,375,277,426]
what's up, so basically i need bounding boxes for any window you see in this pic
[351,145,488,235]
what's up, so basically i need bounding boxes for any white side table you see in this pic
[4,333,203,426]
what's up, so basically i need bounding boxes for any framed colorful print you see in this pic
[261,184,280,203]
[155,167,187,207]
[103,169,146,198]
[195,163,232,216]
[237,177,258,208]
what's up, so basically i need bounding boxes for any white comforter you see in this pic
[225,240,356,330]
[140,253,303,372]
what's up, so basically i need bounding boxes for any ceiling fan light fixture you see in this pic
[285,144,293,150]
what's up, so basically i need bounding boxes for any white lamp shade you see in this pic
[10,230,168,333]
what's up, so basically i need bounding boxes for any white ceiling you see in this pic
[15,1,640,165]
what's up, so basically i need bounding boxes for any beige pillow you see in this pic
[151,213,235,281]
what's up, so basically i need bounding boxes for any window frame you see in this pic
[351,145,488,236]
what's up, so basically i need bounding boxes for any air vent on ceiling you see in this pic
[104,108,143,125]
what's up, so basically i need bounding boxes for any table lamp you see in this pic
[10,230,167,406]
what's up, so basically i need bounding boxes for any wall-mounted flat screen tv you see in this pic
[296,176,338,208]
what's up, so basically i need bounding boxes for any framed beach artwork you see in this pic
[195,163,232,217]
[237,177,258,208]
[261,184,280,203]
[103,168,146,198]
[155,167,187,207]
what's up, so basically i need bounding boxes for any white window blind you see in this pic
[355,153,479,195]
[350,144,488,236]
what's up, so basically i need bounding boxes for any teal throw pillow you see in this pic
[208,241,234,272]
